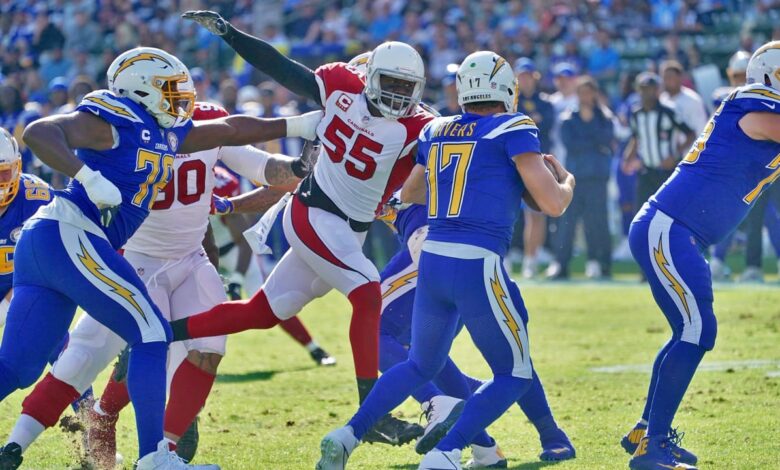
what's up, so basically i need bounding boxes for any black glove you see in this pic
[291,139,320,178]
[182,10,230,36]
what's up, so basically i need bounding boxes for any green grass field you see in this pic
[1,282,778,469]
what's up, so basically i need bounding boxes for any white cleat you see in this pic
[419,449,462,469]
[316,426,359,470]
[709,257,731,281]
[136,440,219,469]
[464,442,507,468]
[584,260,602,279]
[738,266,764,282]
[416,396,465,454]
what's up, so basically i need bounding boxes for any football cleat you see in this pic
[416,396,465,455]
[176,417,200,462]
[136,440,219,470]
[363,414,423,446]
[0,443,22,470]
[316,426,359,470]
[629,436,697,470]
[419,448,462,470]
[310,347,337,367]
[84,405,119,470]
[464,443,507,468]
[621,425,696,466]
[539,428,576,462]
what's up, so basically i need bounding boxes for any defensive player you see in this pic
[621,42,780,470]
[211,166,336,367]
[376,200,575,467]
[317,51,575,469]
[175,10,433,444]
[0,47,320,469]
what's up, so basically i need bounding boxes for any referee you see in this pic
[622,72,695,206]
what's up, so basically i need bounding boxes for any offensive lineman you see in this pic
[0,47,320,469]
[173,10,434,445]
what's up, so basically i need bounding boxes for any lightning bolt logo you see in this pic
[489,266,524,359]
[77,240,147,323]
[382,271,418,299]
[85,96,135,119]
[653,235,691,322]
[489,56,507,81]
[112,52,173,81]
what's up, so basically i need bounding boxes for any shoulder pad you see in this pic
[483,113,538,140]
[314,62,364,103]
[419,116,458,142]
[78,90,145,126]
[733,84,780,104]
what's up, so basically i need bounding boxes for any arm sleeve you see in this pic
[218,145,272,186]
[504,127,542,159]
[223,25,321,106]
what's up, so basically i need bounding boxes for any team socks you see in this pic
[175,290,280,340]
[348,282,381,382]
[279,317,314,347]
[127,342,168,458]
[641,338,676,422]
[164,359,216,438]
[99,372,131,416]
[646,341,705,437]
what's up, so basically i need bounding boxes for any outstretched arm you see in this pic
[180,111,321,154]
[227,185,295,214]
[183,11,321,106]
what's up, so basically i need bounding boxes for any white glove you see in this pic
[285,111,324,140]
[74,165,122,208]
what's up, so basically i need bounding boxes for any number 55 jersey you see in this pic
[311,63,433,223]
[651,83,780,247]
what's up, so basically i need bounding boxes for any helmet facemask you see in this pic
[366,69,424,119]
[154,74,196,127]
[0,159,21,208]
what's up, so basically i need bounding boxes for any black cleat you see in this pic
[0,443,23,470]
[176,416,200,462]
[363,414,423,446]
[310,347,337,366]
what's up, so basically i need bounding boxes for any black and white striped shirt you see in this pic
[629,102,692,169]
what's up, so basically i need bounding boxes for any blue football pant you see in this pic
[0,219,170,457]
[350,248,532,451]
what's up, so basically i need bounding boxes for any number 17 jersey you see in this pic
[417,112,541,257]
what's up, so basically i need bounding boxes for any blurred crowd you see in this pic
[2,0,780,280]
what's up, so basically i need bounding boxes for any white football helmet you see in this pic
[456,51,517,112]
[107,47,196,128]
[747,41,780,91]
[365,42,425,119]
[0,128,22,207]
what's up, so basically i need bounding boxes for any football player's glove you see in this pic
[181,10,230,36]
[74,165,122,209]
[291,139,320,178]
[210,194,234,215]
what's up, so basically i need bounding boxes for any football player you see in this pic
[174,11,434,445]
[211,164,337,367]
[620,41,780,470]
[0,47,320,470]
[376,199,575,467]
[317,51,575,470]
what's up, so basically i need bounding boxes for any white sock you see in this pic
[305,341,320,352]
[637,419,648,427]
[7,414,45,452]
[93,400,108,416]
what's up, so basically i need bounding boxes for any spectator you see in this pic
[435,73,460,117]
[514,57,556,278]
[47,77,69,112]
[550,77,615,280]
[588,30,620,83]
[369,3,403,43]
[549,62,579,163]
[622,72,695,212]
[38,47,72,85]
[660,60,708,136]
[31,9,65,55]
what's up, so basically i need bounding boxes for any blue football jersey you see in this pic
[0,174,53,297]
[57,90,193,249]
[651,83,780,246]
[416,113,540,256]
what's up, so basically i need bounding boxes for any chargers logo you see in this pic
[167,131,179,152]
[9,227,21,243]
[336,94,353,112]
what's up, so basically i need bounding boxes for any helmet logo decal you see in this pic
[112,52,173,82]
[489,56,507,81]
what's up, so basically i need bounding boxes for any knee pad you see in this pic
[186,335,227,357]
[51,318,126,393]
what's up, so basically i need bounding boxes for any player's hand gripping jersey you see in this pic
[416,113,541,257]
[651,83,780,246]
[44,90,193,249]
[306,63,433,224]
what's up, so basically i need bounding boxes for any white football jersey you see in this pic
[123,148,220,259]
[313,63,433,223]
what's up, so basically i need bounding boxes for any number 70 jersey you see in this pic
[417,112,541,257]
[312,63,433,223]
